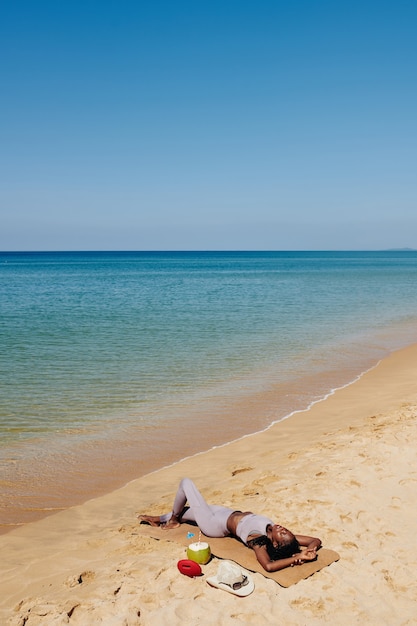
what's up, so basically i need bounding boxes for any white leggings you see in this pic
[160,478,233,538]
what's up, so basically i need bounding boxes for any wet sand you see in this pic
[2,344,417,625]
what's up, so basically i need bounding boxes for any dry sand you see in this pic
[1,344,417,625]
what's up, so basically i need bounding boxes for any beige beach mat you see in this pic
[136,522,339,587]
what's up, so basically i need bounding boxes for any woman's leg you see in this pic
[159,478,232,537]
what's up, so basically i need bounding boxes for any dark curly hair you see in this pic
[247,535,300,561]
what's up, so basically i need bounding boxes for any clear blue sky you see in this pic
[1,0,416,250]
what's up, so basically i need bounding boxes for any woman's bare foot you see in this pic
[136,514,162,527]
[136,514,181,529]
[160,518,180,530]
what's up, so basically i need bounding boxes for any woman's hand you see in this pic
[293,548,318,564]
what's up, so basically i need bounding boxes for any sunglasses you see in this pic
[224,574,248,591]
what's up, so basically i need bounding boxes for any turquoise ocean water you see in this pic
[1,250,417,530]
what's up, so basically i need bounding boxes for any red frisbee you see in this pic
[177,559,202,577]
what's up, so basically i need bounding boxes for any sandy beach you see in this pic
[2,344,417,625]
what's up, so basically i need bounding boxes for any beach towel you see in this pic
[136,522,339,587]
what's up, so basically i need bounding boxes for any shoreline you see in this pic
[139,361,380,482]
[0,351,383,535]
[2,343,417,624]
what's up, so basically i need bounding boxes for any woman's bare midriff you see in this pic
[226,510,253,536]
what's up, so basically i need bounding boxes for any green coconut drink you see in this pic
[187,541,211,564]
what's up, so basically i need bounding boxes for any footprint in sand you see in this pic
[253,474,280,487]
[377,530,396,541]
[65,570,95,588]
[11,599,73,625]
[399,477,417,485]
[306,498,333,507]
[290,596,328,615]
[390,496,402,509]
[231,466,254,476]
[241,487,261,496]
[382,569,409,593]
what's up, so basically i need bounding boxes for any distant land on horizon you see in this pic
[1,248,417,253]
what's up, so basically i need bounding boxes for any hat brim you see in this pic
[206,572,254,597]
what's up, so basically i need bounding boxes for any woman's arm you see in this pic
[295,534,322,551]
[252,535,322,573]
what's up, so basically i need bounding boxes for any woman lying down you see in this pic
[138,478,321,572]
